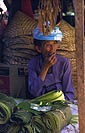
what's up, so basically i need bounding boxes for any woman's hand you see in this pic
[40,54,57,81]
[44,53,57,69]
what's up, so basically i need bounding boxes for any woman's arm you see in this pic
[28,60,46,98]
[62,59,74,102]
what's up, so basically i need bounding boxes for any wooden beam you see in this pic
[74,0,85,132]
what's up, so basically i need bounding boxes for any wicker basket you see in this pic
[3,11,38,38]
[3,35,37,65]
[57,19,76,51]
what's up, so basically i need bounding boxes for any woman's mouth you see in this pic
[48,53,56,57]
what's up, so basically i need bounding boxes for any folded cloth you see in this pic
[0,93,16,124]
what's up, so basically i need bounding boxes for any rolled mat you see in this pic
[0,93,16,124]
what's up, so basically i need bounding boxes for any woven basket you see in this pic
[3,35,37,65]
[3,11,38,38]
[57,19,76,51]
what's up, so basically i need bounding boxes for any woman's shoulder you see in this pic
[28,55,41,65]
[56,54,71,69]
[56,54,69,62]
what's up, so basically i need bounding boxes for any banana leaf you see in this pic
[49,106,72,132]
[24,124,34,133]
[0,122,29,133]
[24,106,72,133]
[27,115,48,133]
[17,90,64,108]
[7,125,20,133]
[50,100,69,111]
[17,90,65,114]
[42,112,57,133]
[0,92,72,133]
[17,101,43,115]
[11,109,32,124]
[0,93,16,124]
[0,123,10,133]
[0,123,20,133]
[30,90,64,105]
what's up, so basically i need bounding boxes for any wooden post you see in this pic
[74,0,85,132]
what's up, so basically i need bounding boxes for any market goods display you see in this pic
[0,90,73,133]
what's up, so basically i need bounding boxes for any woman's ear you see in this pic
[35,45,41,53]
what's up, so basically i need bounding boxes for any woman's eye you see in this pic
[46,44,50,47]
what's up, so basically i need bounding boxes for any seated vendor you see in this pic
[28,25,74,102]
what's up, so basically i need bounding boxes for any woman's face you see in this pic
[40,40,59,57]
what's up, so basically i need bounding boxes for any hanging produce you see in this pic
[38,0,61,36]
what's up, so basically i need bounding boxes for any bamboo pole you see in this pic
[74,0,85,132]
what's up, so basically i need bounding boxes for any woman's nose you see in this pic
[50,45,53,49]
[50,45,55,50]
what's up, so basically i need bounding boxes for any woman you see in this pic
[28,26,74,102]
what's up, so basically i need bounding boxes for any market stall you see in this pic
[0,0,85,132]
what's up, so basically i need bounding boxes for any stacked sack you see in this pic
[3,11,38,65]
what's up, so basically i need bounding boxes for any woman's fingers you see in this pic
[50,56,57,65]
[48,53,56,61]
[44,54,57,68]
